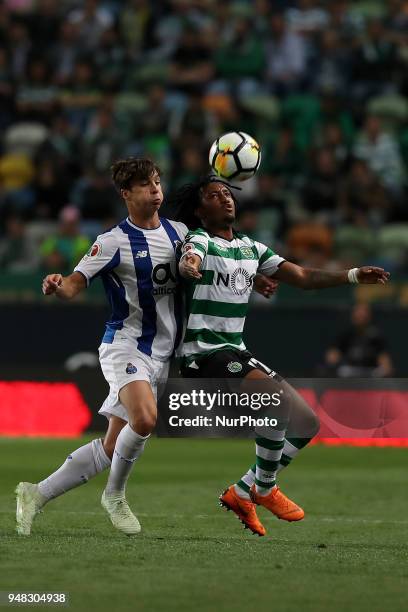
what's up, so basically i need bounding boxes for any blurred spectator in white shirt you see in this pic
[286,0,330,35]
[353,115,405,193]
[265,13,307,94]
[68,0,114,51]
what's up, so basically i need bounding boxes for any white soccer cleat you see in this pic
[15,482,47,536]
[101,491,141,536]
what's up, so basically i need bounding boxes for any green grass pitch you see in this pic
[0,437,407,612]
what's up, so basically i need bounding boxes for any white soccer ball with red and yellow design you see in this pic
[209,132,261,181]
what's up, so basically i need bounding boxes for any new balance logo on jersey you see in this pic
[135,250,148,258]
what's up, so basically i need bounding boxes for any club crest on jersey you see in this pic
[126,363,138,374]
[240,246,254,259]
[86,241,102,258]
[227,361,242,373]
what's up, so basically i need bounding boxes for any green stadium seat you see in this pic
[254,208,281,245]
[281,94,321,151]
[240,95,280,122]
[349,0,387,20]
[367,95,408,130]
[334,225,376,264]
[378,224,408,264]
[281,94,320,119]
[114,92,148,116]
[124,63,169,90]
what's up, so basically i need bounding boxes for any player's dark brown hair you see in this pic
[110,158,161,192]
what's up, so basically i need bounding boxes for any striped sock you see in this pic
[235,437,314,497]
[235,464,256,499]
[277,437,312,474]
[255,435,285,495]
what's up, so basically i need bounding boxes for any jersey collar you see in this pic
[207,228,238,242]
[125,216,162,231]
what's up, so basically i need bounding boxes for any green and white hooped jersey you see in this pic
[180,228,285,364]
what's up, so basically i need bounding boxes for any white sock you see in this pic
[104,424,149,497]
[38,439,111,501]
[234,466,255,499]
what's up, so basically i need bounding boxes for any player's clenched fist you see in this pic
[42,273,63,295]
[357,266,390,284]
[179,254,202,280]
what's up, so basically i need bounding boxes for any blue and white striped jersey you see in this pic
[74,217,188,361]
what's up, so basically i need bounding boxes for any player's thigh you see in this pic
[279,378,320,438]
[119,380,158,434]
[99,341,158,432]
[244,362,319,437]
[103,415,127,459]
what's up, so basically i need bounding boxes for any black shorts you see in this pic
[180,348,283,381]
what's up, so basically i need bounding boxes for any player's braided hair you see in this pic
[110,157,161,192]
[171,175,241,230]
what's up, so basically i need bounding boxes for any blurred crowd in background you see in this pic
[1,0,408,276]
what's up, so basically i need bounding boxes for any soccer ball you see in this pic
[209,132,261,181]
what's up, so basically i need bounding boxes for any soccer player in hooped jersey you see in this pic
[176,176,390,537]
[16,158,188,536]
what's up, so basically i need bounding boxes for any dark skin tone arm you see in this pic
[180,256,390,288]
[179,182,390,289]
[273,261,390,288]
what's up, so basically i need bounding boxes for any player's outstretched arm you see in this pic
[42,271,87,299]
[179,254,202,280]
[273,261,390,290]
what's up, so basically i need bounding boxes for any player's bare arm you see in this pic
[42,271,86,299]
[273,261,390,289]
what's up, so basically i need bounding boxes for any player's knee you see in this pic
[129,408,157,437]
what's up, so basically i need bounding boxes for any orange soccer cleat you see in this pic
[219,485,266,536]
[250,485,305,522]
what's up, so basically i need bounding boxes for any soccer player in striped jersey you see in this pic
[16,158,188,536]
[175,176,390,537]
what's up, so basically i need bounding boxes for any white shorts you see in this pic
[98,340,170,422]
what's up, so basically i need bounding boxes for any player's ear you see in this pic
[120,188,129,200]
